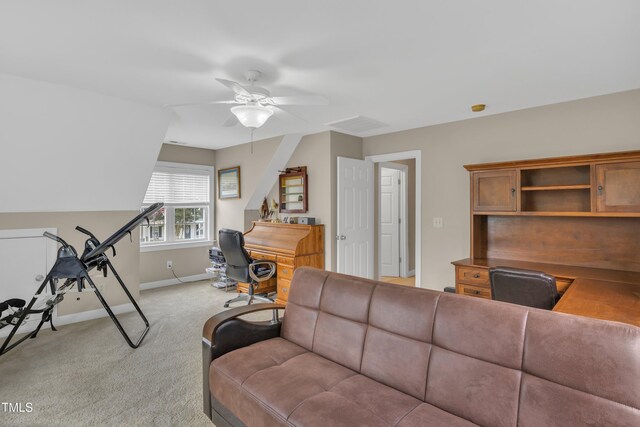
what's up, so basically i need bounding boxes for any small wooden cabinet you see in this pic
[472,170,517,212]
[596,161,640,212]
[279,167,308,214]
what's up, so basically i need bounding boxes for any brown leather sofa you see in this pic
[202,267,640,427]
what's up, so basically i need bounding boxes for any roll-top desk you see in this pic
[240,222,324,304]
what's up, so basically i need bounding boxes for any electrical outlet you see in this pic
[166,260,173,269]
[433,217,444,228]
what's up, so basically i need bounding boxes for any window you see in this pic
[140,162,214,250]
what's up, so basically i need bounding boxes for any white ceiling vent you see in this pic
[325,115,387,135]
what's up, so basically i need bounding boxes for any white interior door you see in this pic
[337,157,374,279]
[0,229,57,337]
[380,167,400,276]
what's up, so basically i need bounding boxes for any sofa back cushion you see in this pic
[281,268,640,425]
[426,295,528,427]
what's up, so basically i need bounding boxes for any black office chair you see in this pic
[218,229,276,308]
[489,267,559,310]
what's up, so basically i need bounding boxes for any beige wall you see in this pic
[267,132,334,268]
[157,142,216,165]
[215,136,283,234]
[363,89,640,290]
[0,211,140,315]
[139,143,216,284]
[216,131,362,271]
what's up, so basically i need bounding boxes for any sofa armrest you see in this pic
[202,303,285,345]
[202,303,285,420]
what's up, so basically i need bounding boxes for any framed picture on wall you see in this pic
[218,166,241,199]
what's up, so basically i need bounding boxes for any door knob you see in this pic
[35,274,45,282]
[335,235,346,240]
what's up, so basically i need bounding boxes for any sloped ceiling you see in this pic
[0,1,639,149]
[0,73,172,212]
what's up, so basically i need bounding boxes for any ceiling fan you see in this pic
[169,69,329,130]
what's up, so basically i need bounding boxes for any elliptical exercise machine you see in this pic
[0,203,163,356]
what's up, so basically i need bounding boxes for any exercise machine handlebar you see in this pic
[75,226,97,240]
[43,231,70,248]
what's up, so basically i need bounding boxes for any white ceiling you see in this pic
[1,1,639,149]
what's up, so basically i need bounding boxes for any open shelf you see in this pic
[520,165,591,213]
[521,165,591,188]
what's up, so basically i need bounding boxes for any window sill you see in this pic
[140,240,213,253]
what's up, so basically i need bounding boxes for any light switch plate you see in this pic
[433,217,443,228]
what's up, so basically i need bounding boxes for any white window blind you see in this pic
[143,171,210,204]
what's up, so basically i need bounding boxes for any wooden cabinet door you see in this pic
[596,162,640,212]
[472,170,517,212]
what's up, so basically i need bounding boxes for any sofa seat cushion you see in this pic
[211,338,475,426]
[396,403,478,427]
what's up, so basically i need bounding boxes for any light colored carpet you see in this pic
[0,280,270,426]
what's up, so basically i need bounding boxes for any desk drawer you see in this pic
[251,251,277,262]
[277,277,292,303]
[277,264,294,280]
[457,283,492,299]
[238,277,277,294]
[457,267,490,287]
[278,256,295,267]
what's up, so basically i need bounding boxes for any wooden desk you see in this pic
[240,222,324,304]
[454,151,640,326]
[553,278,640,327]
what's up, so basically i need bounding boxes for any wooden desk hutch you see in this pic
[453,151,640,314]
[239,222,324,305]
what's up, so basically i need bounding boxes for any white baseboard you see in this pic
[0,302,134,338]
[408,269,415,277]
[140,273,210,291]
[55,302,135,326]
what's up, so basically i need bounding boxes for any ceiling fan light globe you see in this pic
[230,104,273,129]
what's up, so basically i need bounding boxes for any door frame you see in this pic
[378,162,409,279]
[365,150,421,287]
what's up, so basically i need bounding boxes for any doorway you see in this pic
[335,151,421,286]
[365,150,421,287]
[379,163,407,277]
[378,162,414,286]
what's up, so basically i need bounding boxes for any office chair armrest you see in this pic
[249,260,276,282]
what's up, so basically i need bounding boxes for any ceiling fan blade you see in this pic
[216,78,252,97]
[223,115,239,127]
[270,105,307,123]
[164,99,239,108]
[269,95,329,106]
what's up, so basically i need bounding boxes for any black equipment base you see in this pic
[0,204,162,356]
